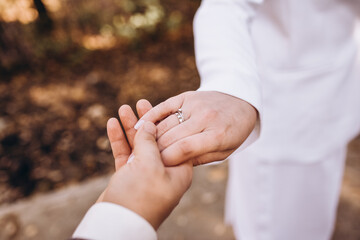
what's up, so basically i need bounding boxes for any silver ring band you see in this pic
[175,108,185,124]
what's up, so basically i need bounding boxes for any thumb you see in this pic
[133,121,162,166]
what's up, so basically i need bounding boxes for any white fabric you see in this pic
[194,0,360,239]
[195,0,360,163]
[73,202,157,240]
[248,0,360,164]
[195,0,263,149]
[225,147,347,240]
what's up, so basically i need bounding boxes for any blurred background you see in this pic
[0,0,359,239]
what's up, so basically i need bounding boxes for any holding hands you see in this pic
[137,91,257,166]
[98,91,256,229]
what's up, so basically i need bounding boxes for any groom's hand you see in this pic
[137,91,257,166]
[101,120,193,230]
[108,99,153,170]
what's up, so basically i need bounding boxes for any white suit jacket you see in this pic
[74,0,360,239]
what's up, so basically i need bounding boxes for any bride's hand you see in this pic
[136,91,258,166]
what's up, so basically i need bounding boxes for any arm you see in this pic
[137,0,264,166]
[195,0,262,113]
[195,0,263,152]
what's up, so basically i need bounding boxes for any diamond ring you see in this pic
[175,108,185,124]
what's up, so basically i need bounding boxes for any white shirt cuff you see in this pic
[73,202,157,240]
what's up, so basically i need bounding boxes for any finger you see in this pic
[156,114,181,139]
[160,131,220,166]
[135,94,185,129]
[157,118,202,151]
[191,150,233,166]
[166,160,193,194]
[133,122,162,167]
[118,105,138,148]
[107,118,131,170]
[136,99,153,118]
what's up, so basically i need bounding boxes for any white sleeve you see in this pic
[72,202,157,240]
[194,0,263,148]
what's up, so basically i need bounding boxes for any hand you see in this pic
[100,120,193,230]
[96,100,152,202]
[110,99,153,170]
[96,99,153,201]
[137,91,257,166]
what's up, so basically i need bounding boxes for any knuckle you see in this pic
[160,134,173,145]
[158,134,173,150]
[161,133,176,144]
[192,158,201,166]
[157,138,167,151]
[193,161,201,167]
[178,140,194,156]
[214,130,225,140]
[203,109,219,121]
[212,131,226,150]
[171,93,184,102]
[161,152,174,166]
[192,155,207,166]
[182,91,192,98]
[157,121,168,136]
[159,100,172,112]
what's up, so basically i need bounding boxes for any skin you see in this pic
[136,91,257,166]
[98,104,193,230]
[97,91,255,227]
[110,99,153,169]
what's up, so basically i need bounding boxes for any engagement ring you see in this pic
[175,108,185,124]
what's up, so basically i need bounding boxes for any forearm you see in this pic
[194,0,262,113]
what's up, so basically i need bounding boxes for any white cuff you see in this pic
[73,202,157,240]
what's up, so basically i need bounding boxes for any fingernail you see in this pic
[134,119,144,130]
[127,153,134,163]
